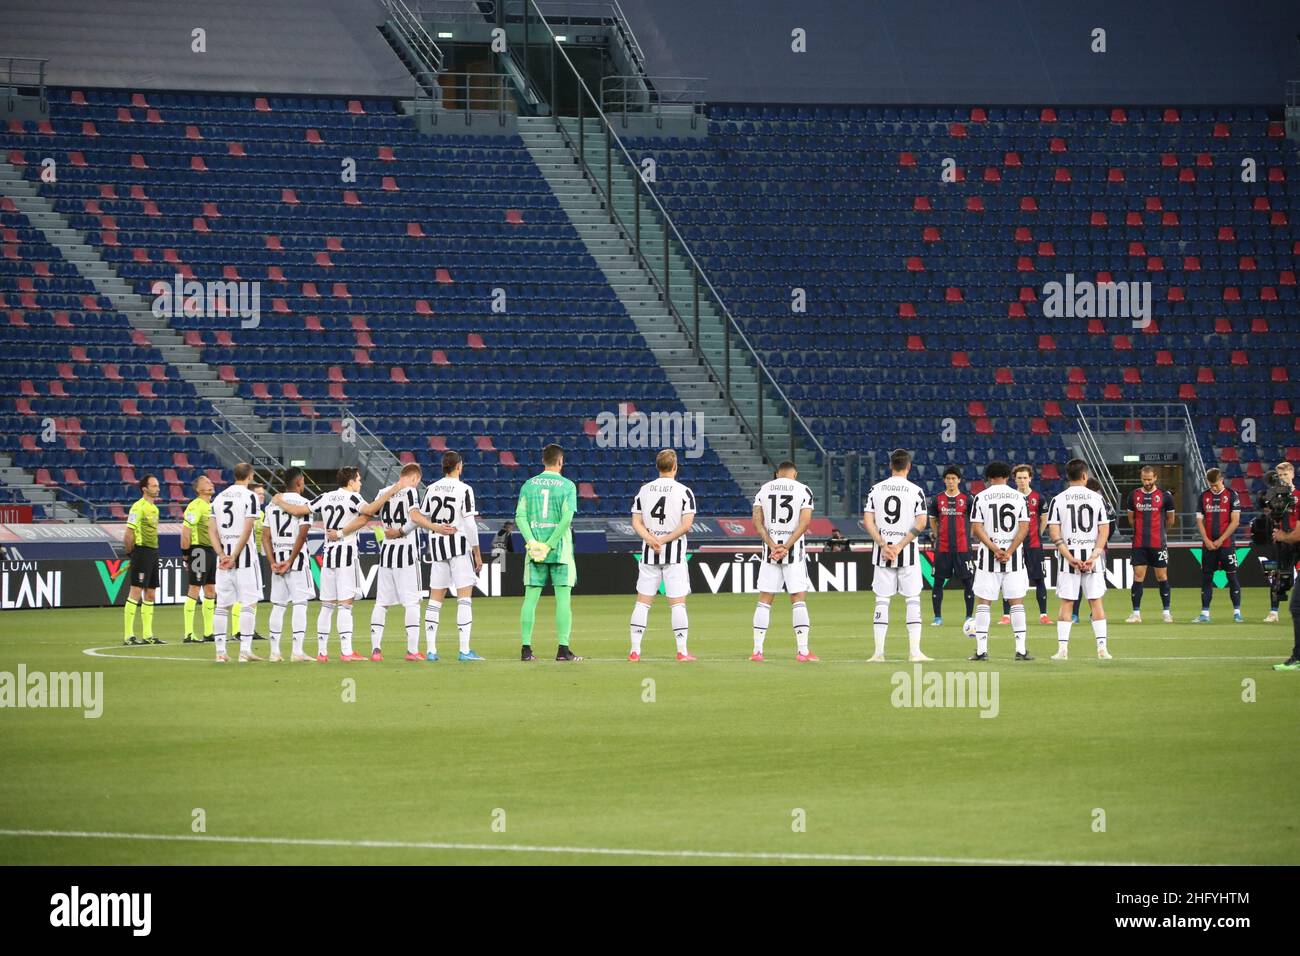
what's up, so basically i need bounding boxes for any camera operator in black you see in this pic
[1256,463,1299,623]
[1266,465,1300,669]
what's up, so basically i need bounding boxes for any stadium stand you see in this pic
[0,201,222,519]
[1,88,750,516]
[628,104,1300,503]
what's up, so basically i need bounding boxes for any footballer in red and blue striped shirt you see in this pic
[1126,465,1176,622]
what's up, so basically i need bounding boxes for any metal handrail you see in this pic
[269,401,404,489]
[0,54,49,91]
[530,3,828,470]
[1074,411,1121,509]
[381,0,446,74]
[412,70,513,119]
[600,75,707,125]
[37,482,104,522]
[208,405,292,486]
[1177,404,1210,493]
[608,0,645,66]
[421,0,497,23]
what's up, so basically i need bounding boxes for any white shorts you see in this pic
[636,561,691,599]
[216,565,261,606]
[973,567,1029,602]
[1056,568,1106,602]
[376,563,422,607]
[757,558,810,594]
[872,563,922,598]
[428,553,477,592]
[319,563,362,603]
[270,567,315,605]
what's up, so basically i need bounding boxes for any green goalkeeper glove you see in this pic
[526,539,551,562]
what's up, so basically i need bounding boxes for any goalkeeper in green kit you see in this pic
[515,443,582,661]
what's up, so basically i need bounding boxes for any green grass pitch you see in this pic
[0,587,1296,865]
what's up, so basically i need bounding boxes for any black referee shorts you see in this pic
[129,546,160,589]
[187,545,218,587]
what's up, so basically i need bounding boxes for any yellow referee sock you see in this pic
[183,596,196,638]
[141,600,154,640]
[202,597,215,637]
[124,598,138,641]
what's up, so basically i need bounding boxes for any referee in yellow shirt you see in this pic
[181,475,217,642]
[124,474,165,645]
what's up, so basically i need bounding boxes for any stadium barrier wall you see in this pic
[0,549,1272,610]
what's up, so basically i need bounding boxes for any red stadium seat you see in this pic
[967,400,986,417]
[428,435,448,452]
[1217,417,1235,433]
[1030,418,1050,435]
[950,351,969,368]
[579,482,599,501]
[975,418,993,435]
[475,435,496,452]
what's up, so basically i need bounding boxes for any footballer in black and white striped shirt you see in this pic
[628,449,697,662]
[271,466,416,661]
[419,451,485,662]
[750,460,817,662]
[967,461,1032,662]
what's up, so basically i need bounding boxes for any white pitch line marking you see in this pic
[84,646,207,663]
[0,828,1223,866]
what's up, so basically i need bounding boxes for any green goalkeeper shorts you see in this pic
[525,560,571,589]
